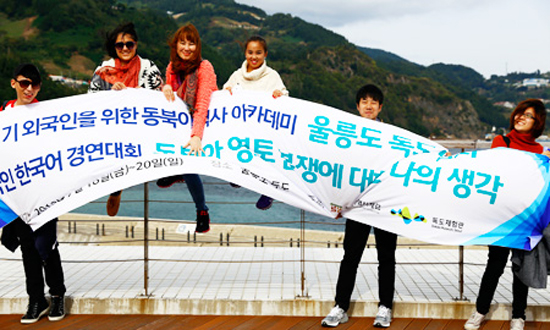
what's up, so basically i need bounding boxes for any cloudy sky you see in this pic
[236,0,550,78]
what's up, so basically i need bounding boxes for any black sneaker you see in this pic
[256,195,274,210]
[48,295,65,321]
[156,175,185,188]
[196,211,210,233]
[21,299,49,324]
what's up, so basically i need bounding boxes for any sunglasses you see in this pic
[114,41,136,50]
[16,79,41,89]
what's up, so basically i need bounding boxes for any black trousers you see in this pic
[11,219,66,303]
[335,219,397,311]
[476,245,528,319]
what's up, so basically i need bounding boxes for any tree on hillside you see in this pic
[0,52,82,101]
[0,0,34,18]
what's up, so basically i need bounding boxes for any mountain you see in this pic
[1,0,533,138]
[358,47,510,127]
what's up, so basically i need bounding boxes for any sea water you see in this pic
[73,176,344,232]
[74,148,469,232]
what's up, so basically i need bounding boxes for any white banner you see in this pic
[0,89,548,250]
[345,149,550,250]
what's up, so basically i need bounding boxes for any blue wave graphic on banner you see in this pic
[0,200,18,227]
[465,154,550,249]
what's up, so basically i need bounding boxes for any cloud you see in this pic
[237,0,489,27]
[332,0,550,77]
[235,0,550,77]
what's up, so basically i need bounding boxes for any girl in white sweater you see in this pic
[223,36,288,98]
[223,36,288,210]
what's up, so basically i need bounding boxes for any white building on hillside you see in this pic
[519,78,549,88]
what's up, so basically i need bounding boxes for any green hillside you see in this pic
[3,0,544,138]
[358,47,508,129]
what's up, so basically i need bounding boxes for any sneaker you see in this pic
[48,295,65,321]
[510,318,525,330]
[321,305,348,327]
[464,311,486,330]
[21,299,49,324]
[196,210,210,233]
[374,305,392,328]
[256,195,274,210]
[106,191,122,217]
[156,175,185,188]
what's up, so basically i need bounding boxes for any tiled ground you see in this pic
[1,245,549,307]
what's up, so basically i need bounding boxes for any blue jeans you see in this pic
[182,174,208,212]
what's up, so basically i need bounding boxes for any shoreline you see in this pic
[59,213,482,249]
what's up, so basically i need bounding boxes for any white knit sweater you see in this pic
[223,60,288,95]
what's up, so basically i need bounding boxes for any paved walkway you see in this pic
[1,244,549,322]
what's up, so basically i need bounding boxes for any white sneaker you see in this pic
[321,305,348,327]
[373,305,392,328]
[464,311,485,330]
[510,318,525,330]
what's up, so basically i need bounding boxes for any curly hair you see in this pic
[105,22,138,59]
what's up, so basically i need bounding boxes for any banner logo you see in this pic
[391,207,426,224]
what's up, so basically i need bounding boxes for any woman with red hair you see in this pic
[157,24,218,233]
[465,99,550,330]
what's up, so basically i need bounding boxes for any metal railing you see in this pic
[1,140,492,300]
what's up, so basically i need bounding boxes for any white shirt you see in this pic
[223,60,288,95]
